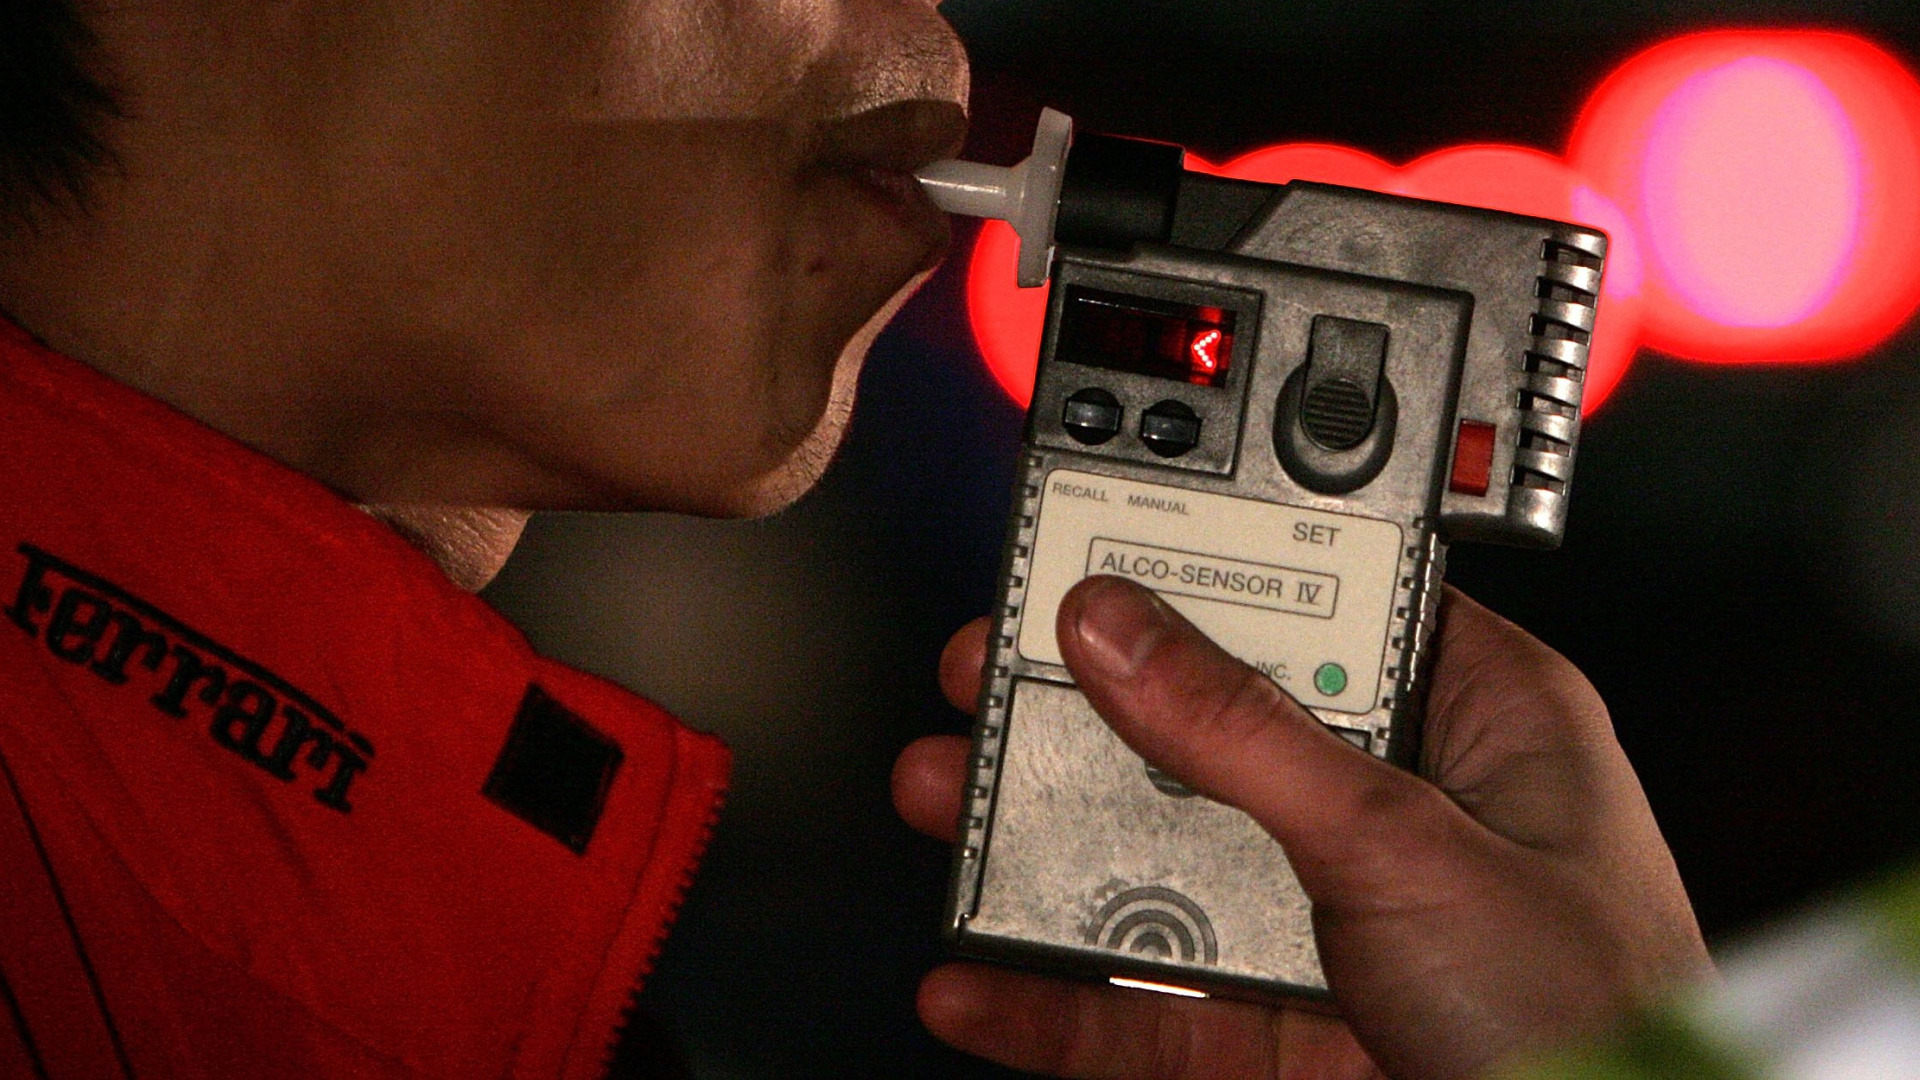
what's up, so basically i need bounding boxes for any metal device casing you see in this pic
[945,179,1606,1000]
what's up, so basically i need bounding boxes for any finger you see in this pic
[1425,586,1613,773]
[919,963,1377,1080]
[1421,587,1640,850]
[940,617,992,713]
[1421,589,1704,964]
[1056,576,1473,896]
[891,735,970,843]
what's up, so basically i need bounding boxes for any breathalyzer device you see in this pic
[915,109,1604,1000]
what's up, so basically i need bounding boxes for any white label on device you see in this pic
[1021,469,1403,714]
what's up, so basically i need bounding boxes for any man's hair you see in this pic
[1,0,119,220]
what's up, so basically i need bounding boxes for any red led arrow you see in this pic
[965,30,1920,414]
[1189,328,1222,379]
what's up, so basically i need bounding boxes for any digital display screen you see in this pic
[1056,287,1237,387]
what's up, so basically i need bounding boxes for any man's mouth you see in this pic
[812,98,969,264]
[813,98,969,176]
[825,161,947,250]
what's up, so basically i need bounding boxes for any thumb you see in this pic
[1056,575,1473,899]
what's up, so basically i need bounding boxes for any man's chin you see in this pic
[713,267,927,518]
[720,384,856,517]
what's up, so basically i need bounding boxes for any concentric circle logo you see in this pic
[1085,886,1219,965]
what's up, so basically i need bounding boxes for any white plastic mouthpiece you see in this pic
[915,107,1073,288]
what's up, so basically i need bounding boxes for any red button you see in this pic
[1449,420,1497,496]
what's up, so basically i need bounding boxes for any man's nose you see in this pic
[831,0,972,115]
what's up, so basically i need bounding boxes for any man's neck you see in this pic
[359,507,532,593]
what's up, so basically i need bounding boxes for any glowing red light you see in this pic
[1570,31,1920,363]
[1193,144,1399,189]
[1645,59,1860,328]
[967,219,1049,406]
[1189,328,1222,378]
[966,30,1920,414]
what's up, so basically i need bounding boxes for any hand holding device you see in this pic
[894,584,1712,1079]
[896,107,1708,1075]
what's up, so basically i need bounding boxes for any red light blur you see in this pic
[967,219,1049,406]
[1569,31,1920,363]
[966,30,1920,412]
[1192,144,1399,189]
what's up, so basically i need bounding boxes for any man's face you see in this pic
[292,0,968,512]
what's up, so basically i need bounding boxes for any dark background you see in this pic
[482,1,1920,1075]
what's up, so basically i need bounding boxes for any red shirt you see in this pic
[0,319,729,1079]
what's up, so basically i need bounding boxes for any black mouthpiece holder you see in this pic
[1055,130,1283,255]
[1055,132,1187,249]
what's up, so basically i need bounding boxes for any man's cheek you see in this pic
[787,186,943,341]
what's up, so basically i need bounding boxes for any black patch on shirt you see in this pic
[484,684,622,855]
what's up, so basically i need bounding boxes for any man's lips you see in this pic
[845,162,932,206]
[813,98,969,176]
[827,161,948,244]
[813,98,968,267]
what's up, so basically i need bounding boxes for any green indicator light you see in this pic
[1313,662,1348,697]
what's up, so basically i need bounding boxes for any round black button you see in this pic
[1139,400,1201,457]
[1062,388,1123,445]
